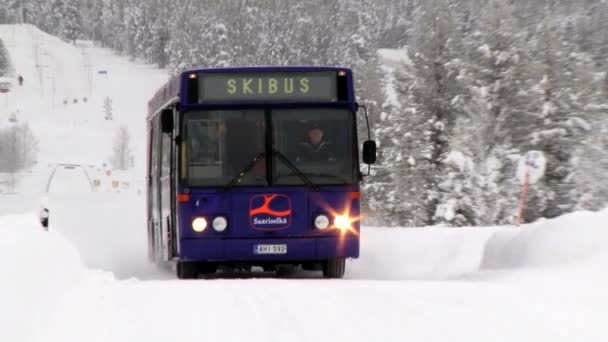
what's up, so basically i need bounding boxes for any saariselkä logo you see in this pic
[249,194,291,229]
[253,217,288,225]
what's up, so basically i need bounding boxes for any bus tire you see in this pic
[276,265,295,277]
[323,258,345,279]
[176,261,199,279]
[147,232,155,263]
[199,263,217,275]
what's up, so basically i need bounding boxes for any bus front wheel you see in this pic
[323,258,346,279]
[176,261,199,279]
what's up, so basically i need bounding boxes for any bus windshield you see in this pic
[182,109,267,187]
[272,108,356,185]
[182,108,356,187]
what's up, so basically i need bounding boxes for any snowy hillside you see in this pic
[0,24,166,212]
[1,23,607,342]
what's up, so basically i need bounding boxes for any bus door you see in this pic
[148,118,161,261]
[159,115,175,261]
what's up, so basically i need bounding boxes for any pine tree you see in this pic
[149,16,169,68]
[386,62,435,226]
[522,18,593,221]
[0,38,13,77]
[60,0,82,44]
[101,0,126,51]
[0,122,39,175]
[81,0,104,43]
[166,0,203,72]
[407,0,468,225]
[442,0,532,225]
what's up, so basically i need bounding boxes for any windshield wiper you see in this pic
[272,149,317,190]
[224,152,266,190]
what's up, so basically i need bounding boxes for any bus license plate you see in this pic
[254,244,287,255]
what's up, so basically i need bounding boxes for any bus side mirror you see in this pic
[362,140,377,165]
[161,109,173,133]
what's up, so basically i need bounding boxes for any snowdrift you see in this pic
[351,209,608,280]
[0,208,603,342]
[481,209,608,269]
[349,226,497,279]
[0,213,85,342]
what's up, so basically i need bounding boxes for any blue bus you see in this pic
[146,66,376,279]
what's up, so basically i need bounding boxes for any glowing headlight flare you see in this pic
[333,214,360,236]
[314,214,330,230]
[334,215,351,230]
[212,216,228,232]
[318,195,363,236]
[192,217,207,232]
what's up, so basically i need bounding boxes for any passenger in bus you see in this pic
[295,123,336,163]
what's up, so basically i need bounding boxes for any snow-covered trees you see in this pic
[5,0,608,225]
[407,0,469,225]
[364,0,608,226]
[61,0,82,44]
[0,122,39,191]
[0,38,13,76]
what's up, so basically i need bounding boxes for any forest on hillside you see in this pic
[1,0,608,226]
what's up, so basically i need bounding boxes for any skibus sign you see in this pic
[196,71,339,102]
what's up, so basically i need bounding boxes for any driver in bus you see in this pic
[295,123,336,163]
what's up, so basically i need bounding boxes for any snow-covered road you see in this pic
[1,24,606,342]
[1,203,607,342]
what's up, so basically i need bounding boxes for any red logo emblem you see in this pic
[249,194,292,230]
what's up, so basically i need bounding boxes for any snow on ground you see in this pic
[1,202,607,342]
[0,25,607,342]
[0,213,85,342]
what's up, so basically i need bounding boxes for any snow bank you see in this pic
[0,193,40,215]
[0,213,85,342]
[349,226,498,279]
[47,192,156,279]
[481,210,608,269]
[355,208,608,280]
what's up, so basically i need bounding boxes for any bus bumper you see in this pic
[179,236,359,262]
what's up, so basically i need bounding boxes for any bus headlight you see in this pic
[314,214,330,230]
[192,217,207,232]
[212,216,228,232]
[334,215,351,230]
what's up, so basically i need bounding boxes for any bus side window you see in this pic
[161,129,171,177]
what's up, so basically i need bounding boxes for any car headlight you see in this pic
[334,215,350,230]
[212,216,228,232]
[314,214,330,230]
[192,217,207,232]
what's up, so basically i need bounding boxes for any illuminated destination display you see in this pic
[197,71,339,102]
